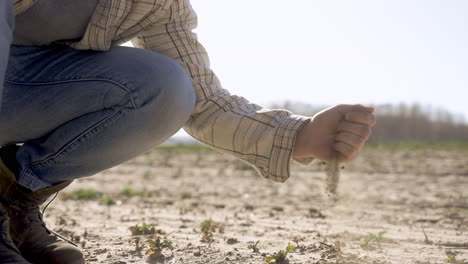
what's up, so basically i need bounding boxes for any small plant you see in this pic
[361,231,386,249]
[265,244,295,263]
[446,250,466,264]
[133,237,143,257]
[447,251,457,262]
[248,241,260,253]
[99,196,115,205]
[146,237,174,257]
[121,188,136,197]
[64,189,102,200]
[129,223,162,236]
[199,219,223,242]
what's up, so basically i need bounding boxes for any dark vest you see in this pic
[13,0,99,46]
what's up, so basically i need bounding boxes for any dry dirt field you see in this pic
[43,145,468,264]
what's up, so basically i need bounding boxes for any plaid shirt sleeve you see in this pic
[131,0,313,182]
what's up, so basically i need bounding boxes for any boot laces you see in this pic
[40,193,78,247]
[9,192,78,247]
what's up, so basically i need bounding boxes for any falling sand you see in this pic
[325,154,341,202]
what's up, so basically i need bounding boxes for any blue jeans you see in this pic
[0,43,195,191]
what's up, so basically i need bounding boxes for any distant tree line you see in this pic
[270,102,468,143]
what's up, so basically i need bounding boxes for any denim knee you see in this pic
[133,52,196,125]
[102,47,195,131]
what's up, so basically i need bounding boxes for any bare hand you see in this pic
[292,104,376,162]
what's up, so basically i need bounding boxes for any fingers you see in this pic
[345,111,376,127]
[352,104,374,113]
[334,132,365,162]
[337,120,371,139]
[336,104,376,127]
[335,131,365,148]
[333,141,359,162]
[337,104,374,114]
[333,104,375,162]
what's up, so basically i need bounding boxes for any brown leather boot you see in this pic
[0,153,85,264]
[0,206,31,264]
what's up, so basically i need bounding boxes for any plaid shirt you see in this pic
[13,0,313,182]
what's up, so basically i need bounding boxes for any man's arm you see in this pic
[132,0,376,181]
[0,0,15,108]
[132,0,311,182]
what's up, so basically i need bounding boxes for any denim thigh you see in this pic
[1,44,195,190]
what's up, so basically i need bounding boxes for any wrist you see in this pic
[292,119,315,159]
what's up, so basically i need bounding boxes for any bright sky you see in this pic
[187,0,468,121]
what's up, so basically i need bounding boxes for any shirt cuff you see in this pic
[262,114,311,183]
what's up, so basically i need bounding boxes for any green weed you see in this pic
[199,219,223,242]
[446,250,467,264]
[129,224,166,236]
[265,244,295,263]
[146,237,174,257]
[99,196,115,206]
[361,231,386,249]
[447,252,457,261]
[248,241,260,253]
[121,188,136,197]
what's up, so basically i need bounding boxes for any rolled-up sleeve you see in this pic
[131,0,312,182]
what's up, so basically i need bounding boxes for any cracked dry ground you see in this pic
[43,146,468,264]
